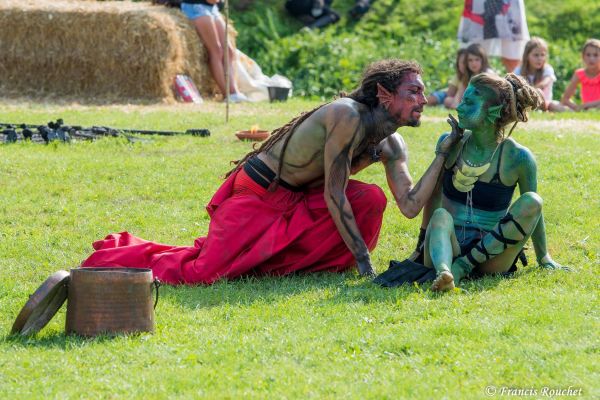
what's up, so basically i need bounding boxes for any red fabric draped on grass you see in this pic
[81,169,387,285]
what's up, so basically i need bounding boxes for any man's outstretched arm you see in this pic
[323,106,374,276]
[382,115,463,218]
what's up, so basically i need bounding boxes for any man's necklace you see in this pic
[361,107,396,162]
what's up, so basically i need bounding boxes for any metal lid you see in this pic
[11,270,70,335]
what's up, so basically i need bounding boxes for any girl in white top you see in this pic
[514,37,569,112]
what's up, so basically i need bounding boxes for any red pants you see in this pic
[82,169,386,284]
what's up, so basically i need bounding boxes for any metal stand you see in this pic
[224,0,230,123]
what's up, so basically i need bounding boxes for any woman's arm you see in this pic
[407,134,448,260]
[560,73,581,111]
[582,100,600,110]
[420,134,448,228]
[444,85,465,109]
[446,83,459,98]
[517,148,565,269]
[534,76,554,90]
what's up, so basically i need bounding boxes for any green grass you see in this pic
[1,100,599,398]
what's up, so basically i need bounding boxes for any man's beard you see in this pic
[406,105,423,127]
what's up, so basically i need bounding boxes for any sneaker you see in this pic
[228,93,249,103]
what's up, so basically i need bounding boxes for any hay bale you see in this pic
[0,0,228,103]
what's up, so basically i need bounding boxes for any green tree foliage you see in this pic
[232,0,598,99]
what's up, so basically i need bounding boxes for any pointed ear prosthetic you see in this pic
[486,104,503,125]
[376,83,393,108]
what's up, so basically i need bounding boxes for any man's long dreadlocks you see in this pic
[225,59,422,179]
[224,102,329,178]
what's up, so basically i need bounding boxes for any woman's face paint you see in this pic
[456,84,487,129]
[467,54,483,74]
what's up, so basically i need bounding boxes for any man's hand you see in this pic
[538,254,570,271]
[438,114,465,154]
[357,253,375,277]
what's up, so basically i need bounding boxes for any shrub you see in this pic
[230,0,596,99]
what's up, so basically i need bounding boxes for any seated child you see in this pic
[427,49,467,107]
[444,43,495,109]
[561,38,600,111]
[514,37,569,112]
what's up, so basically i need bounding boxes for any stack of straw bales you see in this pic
[0,0,225,103]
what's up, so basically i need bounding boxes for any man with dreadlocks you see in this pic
[81,59,463,284]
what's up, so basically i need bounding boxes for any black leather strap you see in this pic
[245,157,304,192]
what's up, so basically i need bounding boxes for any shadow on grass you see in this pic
[161,266,514,310]
[3,269,521,347]
[2,330,135,349]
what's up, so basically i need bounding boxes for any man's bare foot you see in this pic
[431,271,455,292]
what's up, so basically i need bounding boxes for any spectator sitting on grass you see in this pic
[285,0,340,30]
[514,37,569,112]
[561,38,600,111]
[427,49,468,108]
[444,43,495,109]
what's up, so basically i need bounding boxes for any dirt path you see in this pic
[1,98,598,134]
[422,116,600,135]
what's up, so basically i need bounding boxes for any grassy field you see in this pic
[0,100,598,399]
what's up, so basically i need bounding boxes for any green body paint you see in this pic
[421,81,565,292]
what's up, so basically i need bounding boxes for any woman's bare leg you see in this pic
[547,101,571,113]
[501,57,520,73]
[425,208,461,291]
[213,15,239,94]
[192,16,228,96]
[452,192,543,281]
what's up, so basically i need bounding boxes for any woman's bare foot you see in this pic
[431,270,455,292]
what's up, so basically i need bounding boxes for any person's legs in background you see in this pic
[184,3,247,101]
[426,90,448,106]
[501,57,520,73]
[213,14,247,101]
[192,16,229,96]
[500,40,526,73]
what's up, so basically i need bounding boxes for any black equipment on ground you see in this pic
[0,119,210,144]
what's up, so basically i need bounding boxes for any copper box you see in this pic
[66,268,156,337]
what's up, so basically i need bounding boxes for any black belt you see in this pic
[243,157,303,192]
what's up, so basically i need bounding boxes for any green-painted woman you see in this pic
[418,72,567,291]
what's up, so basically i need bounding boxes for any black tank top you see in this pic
[442,141,516,212]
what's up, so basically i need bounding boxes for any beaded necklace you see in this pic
[452,134,502,241]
